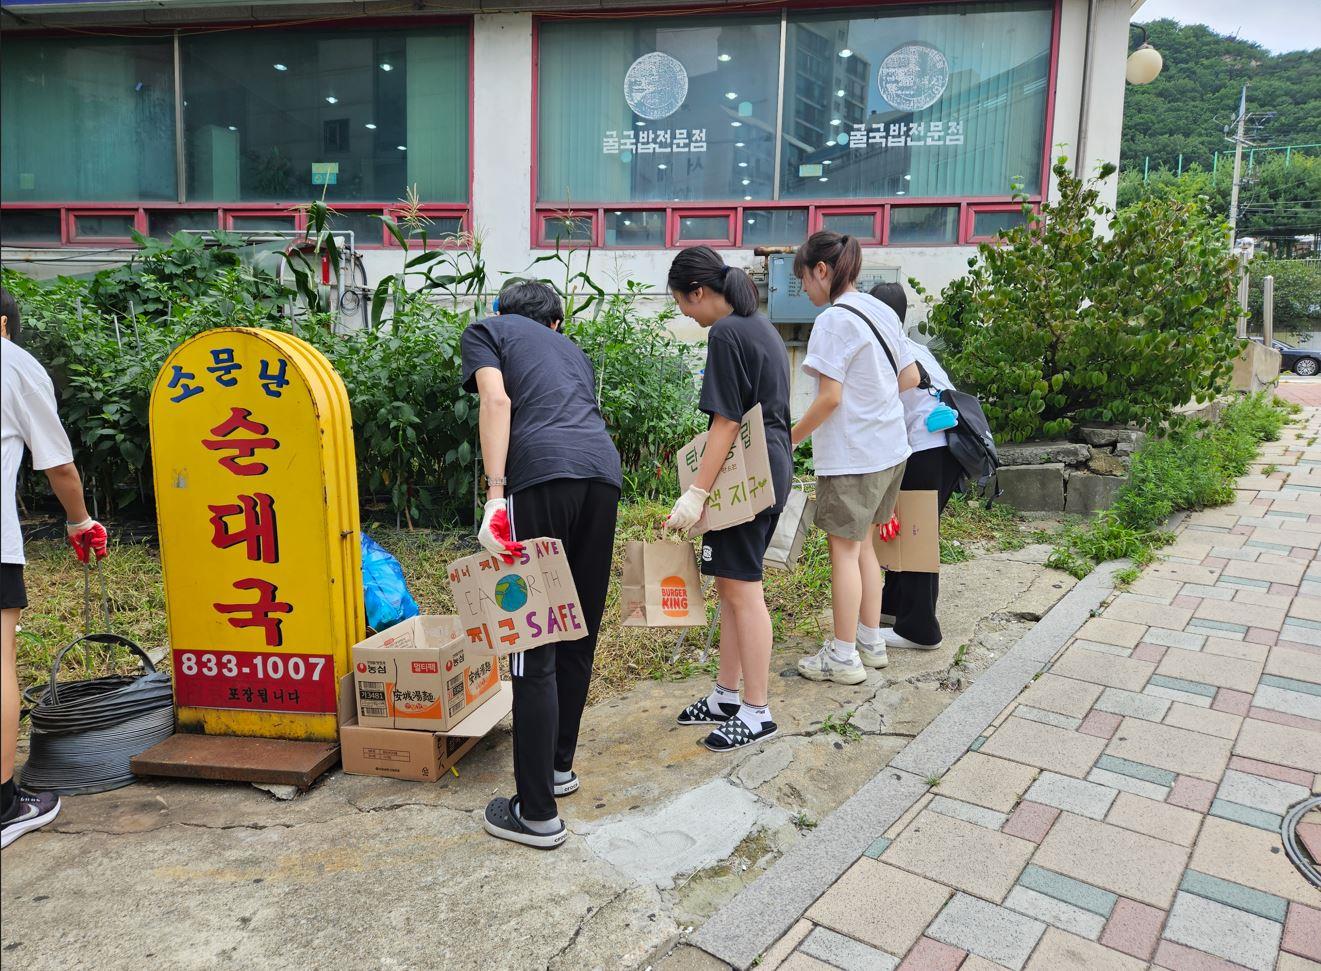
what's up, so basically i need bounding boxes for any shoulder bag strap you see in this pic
[832,302,900,376]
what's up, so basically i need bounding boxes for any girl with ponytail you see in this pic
[789,231,921,686]
[663,246,793,753]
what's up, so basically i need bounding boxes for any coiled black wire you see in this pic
[1282,796,1321,890]
[21,632,174,796]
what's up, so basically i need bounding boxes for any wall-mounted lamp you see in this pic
[1127,24,1163,85]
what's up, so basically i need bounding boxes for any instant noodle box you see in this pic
[351,616,500,732]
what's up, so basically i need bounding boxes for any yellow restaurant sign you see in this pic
[149,328,364,741]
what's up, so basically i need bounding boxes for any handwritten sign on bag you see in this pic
[676,403,775,534]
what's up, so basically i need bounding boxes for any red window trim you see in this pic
[671,209,735,247]
[965,203,1036,244]
[1,203,472,249]
[814,206,883,245]
[537,209,598,247]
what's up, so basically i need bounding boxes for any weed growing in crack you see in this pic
[951,644,970,669]
[1113,566,1141,586]
[925,774,943,787]
[793,812,818,831]
[820,710,862,743]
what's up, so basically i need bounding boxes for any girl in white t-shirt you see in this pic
[870,282,967,651]
[789,232,921,685]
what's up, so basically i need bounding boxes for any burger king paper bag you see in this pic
[620,540,706,628]
[447,537,586,656]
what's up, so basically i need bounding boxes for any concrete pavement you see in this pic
[707,401,1321,971]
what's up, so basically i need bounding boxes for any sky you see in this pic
[1135,0,1321,55]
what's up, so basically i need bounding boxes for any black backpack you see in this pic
[833,302,1000,503]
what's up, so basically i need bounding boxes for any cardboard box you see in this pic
[337,673,513,782]
[448,536,585,657]
[873,490,941,574]
[351,615,499,731]
[677,403,775,534]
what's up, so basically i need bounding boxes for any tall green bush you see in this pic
[916,158,1241,443]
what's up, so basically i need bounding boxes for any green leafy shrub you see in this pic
[916,159,1241,443]
[1047,392,1292,577]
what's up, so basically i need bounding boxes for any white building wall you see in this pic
[3,0,1133,342]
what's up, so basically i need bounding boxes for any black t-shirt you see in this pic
[699,312,793,513]
[461,315,622,495]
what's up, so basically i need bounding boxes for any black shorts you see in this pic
[700,509,779,582]
[1,564,27,611]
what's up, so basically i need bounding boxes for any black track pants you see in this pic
[506,479,619,822]
[879,447,964,646]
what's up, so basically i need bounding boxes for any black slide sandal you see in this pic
[677,696,739,726]
[703,719,778,752]
[483,796,567,850]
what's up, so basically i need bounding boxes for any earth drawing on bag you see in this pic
[494,574,529,612]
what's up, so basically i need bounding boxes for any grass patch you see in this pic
[12,485,1056,702]
[1112,566,1141,587]
[1047,392,1294,579]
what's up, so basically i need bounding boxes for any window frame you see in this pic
[672,209,736,247]
[814,206,884,245]
[966,203,1036,244]
[530,0,1062,249]
[0,16,474,249]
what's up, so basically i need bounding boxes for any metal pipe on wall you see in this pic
[1072,0,1100,179]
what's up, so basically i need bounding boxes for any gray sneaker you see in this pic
[858,640,889,668]
[797,643,868,685]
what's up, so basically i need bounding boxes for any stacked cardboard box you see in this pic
[340,615,512,781]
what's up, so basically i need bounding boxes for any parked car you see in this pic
[1253,337,1321,376]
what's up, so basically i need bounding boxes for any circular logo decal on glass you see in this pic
[878,43,949,112]
[624,52,689,121]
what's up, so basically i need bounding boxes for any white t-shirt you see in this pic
[3,340,74,565]
[801,291,913,477]
[901,340,957,453]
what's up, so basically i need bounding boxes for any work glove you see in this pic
[478,498,525,565]
[67,518,109,563]
[665,485,709,532]
[877,514,901,543]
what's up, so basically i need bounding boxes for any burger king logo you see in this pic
[660,575,689,618]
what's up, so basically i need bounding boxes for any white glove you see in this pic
[665,485,709,532]
[477,498,523,563]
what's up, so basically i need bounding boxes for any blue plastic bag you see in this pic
[361,533,420,632]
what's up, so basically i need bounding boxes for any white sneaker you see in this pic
[880,627,941,651]
[857,641,889,668]
[797,643,868,685]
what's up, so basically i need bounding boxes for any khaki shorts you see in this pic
[815,462,907,542]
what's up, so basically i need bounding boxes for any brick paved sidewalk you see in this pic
[756,409,1321,971]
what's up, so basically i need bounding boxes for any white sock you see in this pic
[857,623,884,647]
[553,769,574,785]
[736,702,771,732]
[514,801,561,835]
[707,681,740,712]
[829,638,859,664]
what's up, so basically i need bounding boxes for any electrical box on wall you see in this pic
[766,254,901,324]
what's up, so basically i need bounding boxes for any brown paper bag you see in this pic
[873,490,941,574]
[676,403,776,535]
[448,536,587,655]
[620,539,707,628]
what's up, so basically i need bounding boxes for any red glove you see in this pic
[478,499,525,565]
[877,514,901,543]
[67,519,109,563]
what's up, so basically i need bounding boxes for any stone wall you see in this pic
[997,426,1144,514]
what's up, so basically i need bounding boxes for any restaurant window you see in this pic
[741,209,808,246]
[605,210,666,247]
[182,25,469,203]
[148,210,219,237]
[780,1,1053,201]
[71,212,138,241]
[972,207,1030,240]
[0,210,62,245]
[536,15,782,204]
[1,37,177,202]
[889,205,959,245]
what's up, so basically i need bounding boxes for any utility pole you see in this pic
[1227,84,1248,246]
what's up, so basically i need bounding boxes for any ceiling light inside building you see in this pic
[325,95,338,104]
[380,62,393,72]
[838,49,853,58]
[823,160,832,165]
[836,88,846,98]
[747,218,756,225]
[397,145,407,151]
[897,190,906,195]
[830,119,841,126]
[725,91,738,100]
[819,176,829,182]
[227,125,238,131]
[904,174,911,180]
[731,121,742,127]
[635,121,646,127]
[658,163,668,169]
[365,122,377,130]
[735,142,745,148]
[742,178,751,185]
[738,161,748,168]
[745,195,752,200]
[623,219,632,226]
[273,63,288,71]
[718,53,732,62]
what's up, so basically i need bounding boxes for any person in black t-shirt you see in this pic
[461,280,622,850]
[664,247,793,753]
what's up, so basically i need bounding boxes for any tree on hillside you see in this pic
[1122,21,1321,172]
